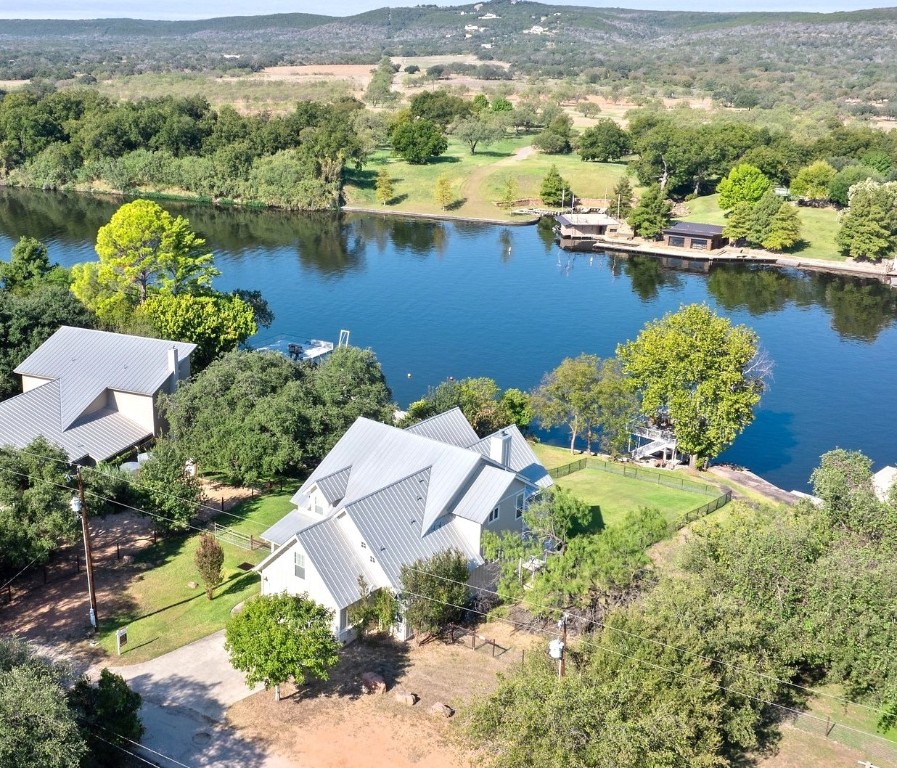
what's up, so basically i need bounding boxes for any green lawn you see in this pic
[530,443,719,531]
[680,194,843,261]
[556,468,714,531]
[343,136,633,220]
[98,492,294,664]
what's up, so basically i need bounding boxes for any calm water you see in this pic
[1,188,896,491]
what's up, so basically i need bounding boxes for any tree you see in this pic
[828,164,882,207]
[498,175,518,208]
[716,163,772,210]
[539,165,572,207]
[92,199,217,302]
[523,486,590,552]
[163,350,310,485]
[364,57,397,106]
[135,439,203,532]
[195,532,225,600]
[434,175,454,210]
[409,89,470,128]
[532,355,637,455]
[762,202,802,251]
[71,199,218,325]
[389,117,448,164]
[836,179,897,262]
[627,184,672,238]
[450,113,505,155]
[0,438,78,572]
[0,638,86,768]
[68,669,144,768]
[348,576,400,641]
[577,119,631,162]
[790,160,837,201]
[137,292,257,369]
[399,549,469,642]
[610,176,635,220]
[618,304,768,467]
[225,593,340,701]
[532,114,573,154]
[374,168,394,205]
[0,236,66,293]
[0,283,95,399]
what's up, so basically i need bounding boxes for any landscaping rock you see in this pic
[361,672,386,694]
[394,691,417,706]
[429,702,454,718]
[187,581,198,589]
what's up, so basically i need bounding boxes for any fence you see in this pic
[211,522,266,551]
[548,456,732,529]
[788,710,897,766]
[549,457,721,497]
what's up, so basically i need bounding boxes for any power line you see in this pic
[92,724,196,768]
[405,564,894,718]
[88,733,162,768]
[398,583,897,750]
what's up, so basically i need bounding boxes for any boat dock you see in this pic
[256,335,335,363]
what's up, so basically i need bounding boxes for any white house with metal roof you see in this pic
[0,326,195,464]
[256,408,552,642]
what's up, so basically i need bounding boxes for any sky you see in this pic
[0,0,894,19]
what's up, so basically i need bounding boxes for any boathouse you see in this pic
[556,212,621,240]
[661,222,725,251]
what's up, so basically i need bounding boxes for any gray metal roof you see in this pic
[0,380,149,462]
[297,518,368,608]
[344,468,480,589]
[404,407,479,447]
[467,426,554,489]
[15,326,196,430]
[452,465,519,524]
[662,221,724,237]
[315,467,351,505]
[260,510,308,546]
[295,418,484,534]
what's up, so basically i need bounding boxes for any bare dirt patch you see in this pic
[228,629,540,768]
[756,723,875,768]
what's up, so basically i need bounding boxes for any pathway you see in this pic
[107,630,292,767]
[708,466,799,507]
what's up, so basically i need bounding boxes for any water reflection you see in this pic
[614,253,684,302]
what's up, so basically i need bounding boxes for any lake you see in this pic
[1,187,895,492]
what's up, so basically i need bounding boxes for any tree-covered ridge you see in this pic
[2,2,897,113]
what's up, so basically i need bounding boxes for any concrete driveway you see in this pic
[108,630,291,767]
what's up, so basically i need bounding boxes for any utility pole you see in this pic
[71,469,98,631]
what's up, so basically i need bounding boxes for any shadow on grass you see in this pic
[572,505,605,536]
[388,193,409,205]
[429,155,461,165]
[445,197,467,211]
[292,636,411,702]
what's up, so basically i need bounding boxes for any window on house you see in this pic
[690,238,708,250]
[515,493,525,519]
[488,507,499,523]
[294,551,306,579]
[668,235,685,247]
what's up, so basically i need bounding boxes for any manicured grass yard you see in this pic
[681,194,843,261]
[530,443,720,531]
[556,468,714,531]
[99,492,294,664]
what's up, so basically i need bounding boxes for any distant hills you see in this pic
[2,0,896,112]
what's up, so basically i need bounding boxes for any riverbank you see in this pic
[342,205,539,226]
[581,235,897,285]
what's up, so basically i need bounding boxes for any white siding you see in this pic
[81,389,109,417]
[109,390,156,433]
[260,539,344,639]
[21,375,52,393]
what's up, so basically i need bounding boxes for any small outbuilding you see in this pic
[556,213,621,240]
[661,222,725,251]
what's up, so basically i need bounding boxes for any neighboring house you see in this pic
[256,408,552,642]
[555,213,621,240]
[661,222,726,251]
[873,465,896,502]
[0,326,195,464]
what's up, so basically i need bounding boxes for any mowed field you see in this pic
[680,193,844,261]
